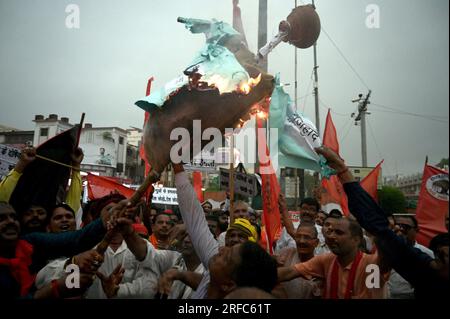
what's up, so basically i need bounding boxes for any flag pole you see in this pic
[75,112,85,147]
[229,135,235,223]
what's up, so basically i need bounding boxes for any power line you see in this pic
[371,103,449,122]
[371,106,449,124]
[320,27,371,90]
[340,118,354,143]
[318,98,351,117]
[338,117,353,138]
[367,118,392,176]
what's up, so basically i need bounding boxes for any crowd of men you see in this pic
[0,146,448,299]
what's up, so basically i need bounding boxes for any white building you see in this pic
[79,124,128,177]
[126,127,143,148]
[33,114,73,146]
[32,114,128,177]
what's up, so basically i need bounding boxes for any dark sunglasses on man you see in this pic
[396,223,414,232]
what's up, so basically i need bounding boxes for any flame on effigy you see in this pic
[238,74,262,94]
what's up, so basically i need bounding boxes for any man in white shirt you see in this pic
[275,197,327,256]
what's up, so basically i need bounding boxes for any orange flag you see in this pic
[321,176,350,215]
[323,109,340,155]
[87,173,134,200]
[193,171,204,202]
[416,163,448,246]
[321,109,349,215]
[360,160,383,201]
[257,118,281,254]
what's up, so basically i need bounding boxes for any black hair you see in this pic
[50,203,75,218]
[347,218,363,238]
[395,215,418,229]
[300,197,320,212]
[83,193,126,222]
[232,241,278,293]
[429,233,449,255]
[329,209,343,218]
[318,210,329,217]
[206,214,219,223]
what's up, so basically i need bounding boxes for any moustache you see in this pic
[2,224,19,233]
[27,217,41,224]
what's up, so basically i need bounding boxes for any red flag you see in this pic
[140,77,154,177]
[323,109,339,155]
[416,164,448,246]
[360,160,383,201]
[321,176,350,216]
[87,173,134,200]
[321,109,349,215]
[232,0,248,48]
[192,171,204,202]
[257,118,281,254]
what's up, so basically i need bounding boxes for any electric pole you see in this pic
[351,90,372,167]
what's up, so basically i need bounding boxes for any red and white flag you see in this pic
[416,162,448,246]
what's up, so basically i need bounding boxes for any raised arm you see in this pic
[173,164,218,269]
[278,193,296,239]
[0,147,36,202]
[315,146,439,289]
[23,211,108,262]
[157,268,203,296]
[65,147,83,214]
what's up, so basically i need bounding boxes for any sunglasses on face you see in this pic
[396,223,414,232]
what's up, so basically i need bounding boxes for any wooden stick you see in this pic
[129,169,160,206]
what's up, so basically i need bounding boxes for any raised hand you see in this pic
[71,147,84,168]
[72,249,104,274]
[157,268,179,296]
[314,146,346,172]
[15,146,36,173]
[97,264,125,298]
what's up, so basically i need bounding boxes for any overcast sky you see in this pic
[0,0,448,176]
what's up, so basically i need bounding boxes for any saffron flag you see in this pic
[320,109,349,215]
[10,126,79,215]
[323,109,339,155]
[257,117,281,255]
[87,173,134,200]
[360,160,383,201]
[192,171,204,202]
[416,163,449,246]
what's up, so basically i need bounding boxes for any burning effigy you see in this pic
[133,5,322,200]
[135,18,274,179]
